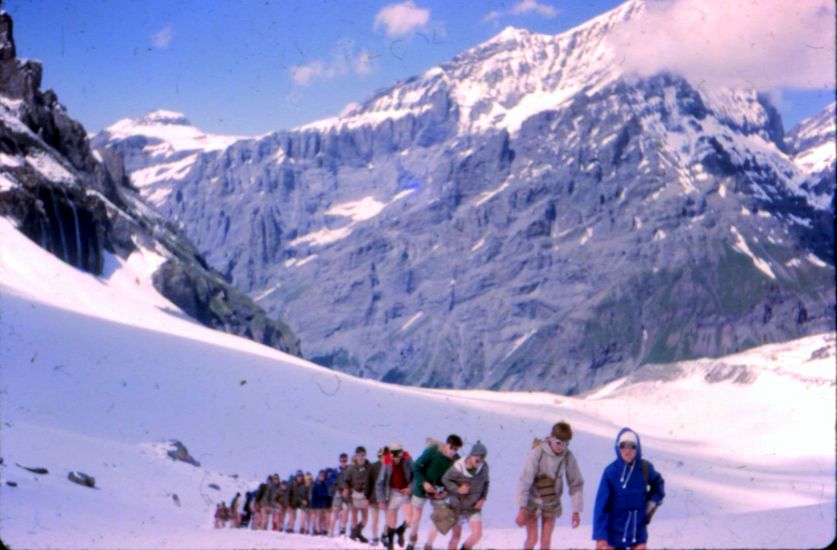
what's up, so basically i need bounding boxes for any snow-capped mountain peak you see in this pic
[789,101,836,173]
[93,110,248,200]
[300,0,646,135]
[103,110,245,156]
[139,109,191,126]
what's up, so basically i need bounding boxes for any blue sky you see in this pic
[5,0,835,136]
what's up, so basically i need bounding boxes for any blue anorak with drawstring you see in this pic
[592,427,665,547]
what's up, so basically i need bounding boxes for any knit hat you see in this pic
[618,430,638,446]
[389,442,403,452]
[469,440,488,457]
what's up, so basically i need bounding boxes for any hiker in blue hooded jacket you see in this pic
[593,428,665,550]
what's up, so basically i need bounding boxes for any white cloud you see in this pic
[608,0,836,91]
[483,0,558,22]
[289,41,376,86]
[151,24,173,50]
[512,0,558,18]
[374,1,431,37]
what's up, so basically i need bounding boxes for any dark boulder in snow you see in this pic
[166,440,200,467]
[15,463,48,475]
[67,471,96,488]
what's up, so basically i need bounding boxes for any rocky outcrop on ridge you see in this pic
[0,12,300,356]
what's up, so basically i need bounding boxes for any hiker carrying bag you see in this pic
[431,503,458,535]
[533,447,565,501]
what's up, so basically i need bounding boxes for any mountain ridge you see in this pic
[93,1,835,394]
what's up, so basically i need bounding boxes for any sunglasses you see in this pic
[619,442,637,450]
[551,438,569,448]
[472,457,484,464]
[392,450,403,456]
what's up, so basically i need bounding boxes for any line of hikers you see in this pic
[213,424,665,550]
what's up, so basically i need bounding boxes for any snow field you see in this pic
[0,217,834,548]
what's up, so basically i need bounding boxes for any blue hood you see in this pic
[614,427,642,463]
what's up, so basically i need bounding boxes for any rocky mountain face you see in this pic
[94,0,835,394]
[0,12,300,357]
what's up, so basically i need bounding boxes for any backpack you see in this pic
[641,459,662,524]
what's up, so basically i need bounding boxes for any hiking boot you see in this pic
[356,523,369,544]
[349,525,359,541]
[370,537,380,546]
[396,522,407,548]
[385,528,396,550]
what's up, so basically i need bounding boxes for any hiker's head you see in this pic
[390,443,403,461]
[466,440,487,467]
[444,434,463,457]
[550,421,573,442]
[549,421,573,454]
[618,430,638,463]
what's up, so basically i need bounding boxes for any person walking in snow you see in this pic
[311,469,333,535]
[329,452,351,537]
[441,440,490,550]
[376,443,414,550]
[407,434,462,550]
[264,474,282,531]
[343,445,375,543]
[301,471,315,534]
[214,502,229,528]
[593,428,665,550]
[228,492,242,528]
[272,478,291,531]
[515,421,584,550]
[252,475,271,529]
[241,489,256,528]
[286,470,307,533]
[369,447,388,546]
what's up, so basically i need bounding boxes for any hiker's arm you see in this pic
[412,447,433,488]
[592,470,613,541]
[516,448,539,508]
[648,462,665,504]
[566,451,584,514]
[441,467,458,495]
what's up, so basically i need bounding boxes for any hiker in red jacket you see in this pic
[376,443,414,550]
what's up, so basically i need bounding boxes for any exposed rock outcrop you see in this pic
[0,11,300,356]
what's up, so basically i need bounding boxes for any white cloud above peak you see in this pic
[289,41,375,86]
[484,0,558,22]
[608,0,836,91]
[151,24,173,50]
[374,1,431,37]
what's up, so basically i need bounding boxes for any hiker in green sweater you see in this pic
[407,434,463,550]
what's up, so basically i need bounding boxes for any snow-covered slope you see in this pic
[1,216,834,549]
